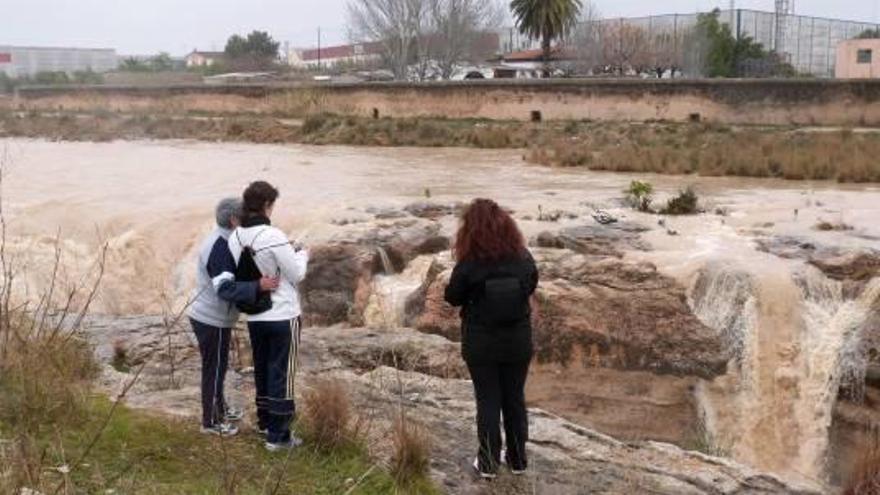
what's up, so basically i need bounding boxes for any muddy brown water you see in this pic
[2,137,880,485]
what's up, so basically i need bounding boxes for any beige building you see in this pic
[185,50,225,68]
[836,39,880,79]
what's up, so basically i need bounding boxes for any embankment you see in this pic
[6,79,880,126]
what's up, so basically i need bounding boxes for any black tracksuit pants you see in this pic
[190,318,231,428]
[248,317,300,444]
[466,359,531,474]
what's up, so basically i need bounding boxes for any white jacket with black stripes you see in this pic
[228,221,309,322]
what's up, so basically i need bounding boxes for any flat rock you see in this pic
[83,320,822,495]
[532,222,651,258]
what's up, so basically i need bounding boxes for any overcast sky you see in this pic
[3,0,878,56]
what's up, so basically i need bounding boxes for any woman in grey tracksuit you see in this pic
[228,181,309,451]
[188,198,279,436]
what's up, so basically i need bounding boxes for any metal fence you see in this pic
[501,9,880,77]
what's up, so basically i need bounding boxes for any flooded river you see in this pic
[2,137,879,484]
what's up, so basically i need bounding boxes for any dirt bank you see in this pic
[2,111,879,183]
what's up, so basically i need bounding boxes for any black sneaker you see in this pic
[501,448,526,475]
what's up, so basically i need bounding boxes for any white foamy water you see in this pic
[2,137,879,482]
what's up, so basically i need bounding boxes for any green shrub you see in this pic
[625,180,654,212]
[661,187,699,215]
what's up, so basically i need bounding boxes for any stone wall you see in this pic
[7,79,880,126]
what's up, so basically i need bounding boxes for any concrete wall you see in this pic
[836,39,880,79]
[7,79,880,127]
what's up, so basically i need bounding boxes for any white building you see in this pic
[288,42,385,69]
[185,50,225,68]
[0,45,118,78]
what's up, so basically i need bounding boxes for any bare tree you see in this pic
[428,0,504,79]
[347,0,429,80]
[568,1,602,76]
[648,31,685,78]
[600,22,650,75]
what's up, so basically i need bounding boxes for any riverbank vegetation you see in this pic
[1,109,879,183]
[0,184,435,494]
[0,293,434,495]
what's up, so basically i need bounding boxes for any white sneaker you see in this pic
[472,457,496,479]
[224,407,244,422]
[200,423,239,436]
[264,435,303,452]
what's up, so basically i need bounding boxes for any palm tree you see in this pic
[510,0,582,77]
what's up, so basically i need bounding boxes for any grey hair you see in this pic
[215,197,242,229]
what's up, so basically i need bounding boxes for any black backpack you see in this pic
[474,274,529,326]
[234,230,273,315]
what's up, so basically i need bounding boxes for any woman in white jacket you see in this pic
[228,181,309,451]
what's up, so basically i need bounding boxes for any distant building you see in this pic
[836,39,880,79]
[0,45,117,78]
[185,50,225,68]
[290,42,385,69]
[493,47,574,78]
[290,32,500,70]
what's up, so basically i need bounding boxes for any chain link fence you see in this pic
[501,9,880,77]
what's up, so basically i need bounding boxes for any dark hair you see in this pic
[242,181,279,218]
[454,198,525,262]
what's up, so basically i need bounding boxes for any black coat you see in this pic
[444,250,539,365]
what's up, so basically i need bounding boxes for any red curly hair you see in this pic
[454,199,525,262]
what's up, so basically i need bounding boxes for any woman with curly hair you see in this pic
[444,198,539,479]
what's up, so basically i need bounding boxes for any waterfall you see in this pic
[691,261,880,482]
[376,246,394,275]
[364,254,434,329]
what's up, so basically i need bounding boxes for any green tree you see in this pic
[33,71,70,85]
[119,57,151,72]
[72,69,103,84]
[0,73,14,93]
[224,34,249,58]
[857,28,880,39]
[510,0,582,76]
[149,52,174,71]
[695,9,778,78]
[224,30,280,69]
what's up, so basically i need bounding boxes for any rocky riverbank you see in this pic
[75,197,880,493]
[88,317,822,495]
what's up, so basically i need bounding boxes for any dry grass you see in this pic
[527,125,880,183]
[300,379,364,451]
[3,110,878,182]
[390,412,432,486]
[843,431,880,495]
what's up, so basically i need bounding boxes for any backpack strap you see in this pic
[254,240,293,254]
[236,227,271,250]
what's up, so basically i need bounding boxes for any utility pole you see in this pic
[729,0,735,29]
[317,27,322,69]
[775,0,794,55]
